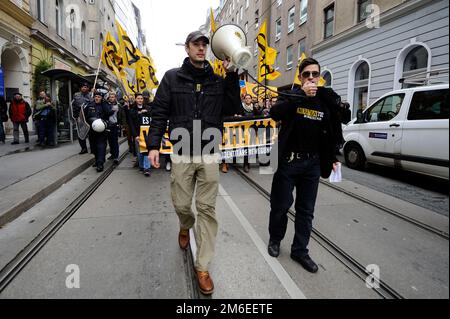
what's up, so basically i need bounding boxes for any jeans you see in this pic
[0,122,5,142]
[135,140,150,170]
[107,125,120,160]
[269,155,321,257]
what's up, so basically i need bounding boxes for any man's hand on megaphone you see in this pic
[223,58,238,73]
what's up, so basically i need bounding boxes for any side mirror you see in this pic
[356,109,365,123]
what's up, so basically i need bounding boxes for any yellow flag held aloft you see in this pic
[257,20,281,83]
[117,21,140,69]
[293,53,327,87]
[101,32,125,78]
[135,49,159,91]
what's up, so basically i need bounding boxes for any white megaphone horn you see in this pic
[211,24,253,70]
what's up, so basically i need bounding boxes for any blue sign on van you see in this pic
[0,67,4,97]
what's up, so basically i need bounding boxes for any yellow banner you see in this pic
[138,118,279,159]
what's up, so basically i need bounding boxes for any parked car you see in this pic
[343,84,449,180]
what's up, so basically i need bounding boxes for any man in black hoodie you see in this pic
[268,58,343,274]
[147,31,240,295]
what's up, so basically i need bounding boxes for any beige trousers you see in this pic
[171,155,220,272]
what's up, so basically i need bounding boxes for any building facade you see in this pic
[0,0,34,134]
[215,0,312,88]
[311,0,449,117]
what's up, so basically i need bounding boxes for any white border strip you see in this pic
[218,185,307,299]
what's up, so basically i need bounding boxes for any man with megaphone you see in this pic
[147,30,241,296]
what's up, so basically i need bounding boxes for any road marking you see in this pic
[218,185,307,299]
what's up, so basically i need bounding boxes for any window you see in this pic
[324,4,334,39]
[246,0,249,9]
[81,22,86,54]
[322,71,332,88]
[236,12,239,24]
[70,9,76,47]
[254,39,258,56]
[358,0,371,23]
[275,19,282,41]
[240,6,243,20]
[275,51,280,71]
[367,94,405,123]
[288,7,295,33]
[408,90,449,121]
[245,22,248,34]
[354,62,370,113]
[90,38,95,56]
[298,38,306,58]
[99,33,104,58]
[55,0,63,36]
[277,0,282,7]
[299,0,308,24]
[402,46,429,88]
[255,10,259,29]
[286,45,293,69]
[37,0,45,23]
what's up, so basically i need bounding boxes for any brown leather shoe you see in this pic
[196,270,214,295]
[221,163,228,173]
[178,229,190,250]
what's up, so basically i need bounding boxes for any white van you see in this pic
[343,84,449,180]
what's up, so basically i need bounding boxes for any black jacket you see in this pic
[147,58,241,152]
[270,87,343,179]
[83,101,113,126]
[127,104,152,138]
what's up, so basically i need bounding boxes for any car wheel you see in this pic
[345,144,366,170]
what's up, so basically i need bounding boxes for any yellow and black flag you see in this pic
[257,20,280,83]
[117,21,141,69]
[210,8,226,78]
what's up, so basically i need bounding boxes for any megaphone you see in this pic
[211,24,252,70]
[92,119,107,133]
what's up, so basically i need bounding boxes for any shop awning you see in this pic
[41,69,92,84]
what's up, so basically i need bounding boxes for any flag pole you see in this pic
[92,46,104,97]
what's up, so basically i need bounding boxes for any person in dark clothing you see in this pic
[9,93,31,145]
[84,91,113,172]
[107,92,120,165]
[268,58,343,274]
[0,95,8,143]
[128,93,152,176]
[147,31,240,296]
[72,83,92,154]
[34,91,56,147]
[340,101,352,125]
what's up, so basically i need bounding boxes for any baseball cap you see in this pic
[185,31,210,45]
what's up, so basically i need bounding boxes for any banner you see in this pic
[138,118,278,159]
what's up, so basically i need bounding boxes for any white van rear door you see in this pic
[401,89,450,179]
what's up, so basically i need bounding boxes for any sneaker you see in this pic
[79,149,88,155]
[166,161,172,172]
[113,159,119,166]
[144,169,151,177]
[11,142,19,145]
[96,165,104,173]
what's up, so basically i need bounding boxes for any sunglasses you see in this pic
[301,71,320,78]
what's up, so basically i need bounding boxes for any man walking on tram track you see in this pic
[147,31,241,295]
[268,58,343,273]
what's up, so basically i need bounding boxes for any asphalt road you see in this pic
[336,154,449,217]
